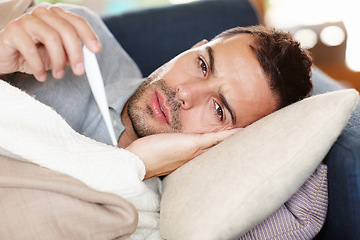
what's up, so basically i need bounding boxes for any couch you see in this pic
[102,0,360,239]
[0,0,358,239]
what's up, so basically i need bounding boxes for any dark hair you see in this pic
[213,25,313,109]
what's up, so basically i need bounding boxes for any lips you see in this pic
[150,91,169,124]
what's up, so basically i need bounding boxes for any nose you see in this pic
[176,82,210,110]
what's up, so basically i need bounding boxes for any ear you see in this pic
[190,39,208,49]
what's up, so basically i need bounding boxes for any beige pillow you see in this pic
[160,89,359,240]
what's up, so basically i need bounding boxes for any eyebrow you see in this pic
[208,46,237,125]
[206,46,215,74]
[219,92,237,125]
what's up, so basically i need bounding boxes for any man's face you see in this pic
[127,34,278,137]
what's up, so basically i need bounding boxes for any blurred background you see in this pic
[35,0,360,91]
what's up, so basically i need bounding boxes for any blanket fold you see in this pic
[0,154,137,240]
[0,80,162,239]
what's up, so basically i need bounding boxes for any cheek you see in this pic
[179,106,225,134]
[163,57,202,83]
[178,109,201,133]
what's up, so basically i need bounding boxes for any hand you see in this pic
[126,128,241,179]
[0,6,101,81]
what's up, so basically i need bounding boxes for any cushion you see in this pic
[160,89,359,240]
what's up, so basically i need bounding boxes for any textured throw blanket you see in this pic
[0,80,162,239]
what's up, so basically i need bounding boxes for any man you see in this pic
[0,4,312,179]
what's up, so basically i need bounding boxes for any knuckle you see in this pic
[69,15,89,30]
[31,6,48,15]
[50,6,87,24]
[6,21,20,33]
[61,23,77,36]
[49,6,62,11]
[71,13,87,23]
[8,14,30,29]
[24,46,39,58]
[44,32,61,44]
[45,30,61,44]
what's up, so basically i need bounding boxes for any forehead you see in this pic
[208,34,260,75]
[208,34,277,127]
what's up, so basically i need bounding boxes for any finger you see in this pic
[7,19,48,81]
[50,7,101,75]
[196,128,242,149]
[29,7,69,79]
[32,6,83,77]
[51,7,101,52]
[14,36,47,81]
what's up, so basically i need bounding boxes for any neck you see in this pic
[118,102,138,148]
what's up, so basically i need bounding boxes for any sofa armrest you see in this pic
[312,68,360,239]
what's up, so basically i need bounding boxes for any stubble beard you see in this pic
[127,68,183,138]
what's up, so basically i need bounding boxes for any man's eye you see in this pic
[214,101,224,121]
[199,58,207,76]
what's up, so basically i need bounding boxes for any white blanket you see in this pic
[0,80,162,239]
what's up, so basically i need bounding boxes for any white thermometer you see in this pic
[83,45,118,146]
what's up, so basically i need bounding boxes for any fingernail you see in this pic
[37,74,47,82]
[90,40,101,52]
[54,70,64,79]
[74,62,84,75]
